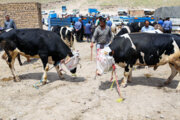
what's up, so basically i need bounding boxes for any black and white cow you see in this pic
[115,22,145,36]
[51,26,75,49]
[0,28,77,84]
[109,33,180,90]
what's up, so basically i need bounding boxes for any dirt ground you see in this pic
[0,41,180,120]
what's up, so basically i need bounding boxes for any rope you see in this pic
[33,61,61,89]
[110,64,124,102]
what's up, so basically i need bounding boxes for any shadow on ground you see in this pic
[22,58,39,65]
[19,72,85,83]
[99,77,179,90]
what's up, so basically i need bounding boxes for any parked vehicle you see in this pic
[88,8,100,15]
[110,16,123,26]
[118,9,128,16]
[62,6,67,16]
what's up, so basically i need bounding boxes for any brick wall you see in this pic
[0,2,42,29]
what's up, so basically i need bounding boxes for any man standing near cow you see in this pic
[4,15,16,30]
[91,17,113,50]
[141,20,154,32]
[163,17,172,33]
[91,17,113,75]
[74,18,82,42]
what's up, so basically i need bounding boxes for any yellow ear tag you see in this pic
[116,98,124,103]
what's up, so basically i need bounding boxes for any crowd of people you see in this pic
[72,16,173,43]
[72,16,112,43]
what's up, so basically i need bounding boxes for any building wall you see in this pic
[0,2,42,29]
[128,10,144,17]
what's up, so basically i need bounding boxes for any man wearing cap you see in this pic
[91,17,113,75]
[74,18,82,42]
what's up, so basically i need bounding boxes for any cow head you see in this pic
[130,22,144,32]
[51,26,61,36]
[64,51,80,75]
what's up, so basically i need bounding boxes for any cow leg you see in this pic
[7,50,20,82]
[39,54,49,85]
[121,65,132,87]
[55,65,64,79]
[17,53,23,66]
[164,63,178,85]
[42,64,49,85]
[2,52,7,60]
[128,69,132,83]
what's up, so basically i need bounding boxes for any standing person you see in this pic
[95,16,101,27]
[162,17,172,33]
[91,17,113,75]
[80,16,84,42]
[74,18,82,42]
[141,20,155,32]
[106,16,112,28]
[90,18,96,37]
[158,18,164,26]
[85,21,92,42]
[4,15,16,30]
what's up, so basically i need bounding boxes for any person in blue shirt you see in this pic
[74,18,82,42]
[162,17,172,33]
[141,20,155,32]
[85,21,92,42]
[106,17,112,28]
[158,18,164,26]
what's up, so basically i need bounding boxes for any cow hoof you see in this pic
[42,81,47,85]
[121,83,127,88]
[14,76,21,82]
[164,81,171,85]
